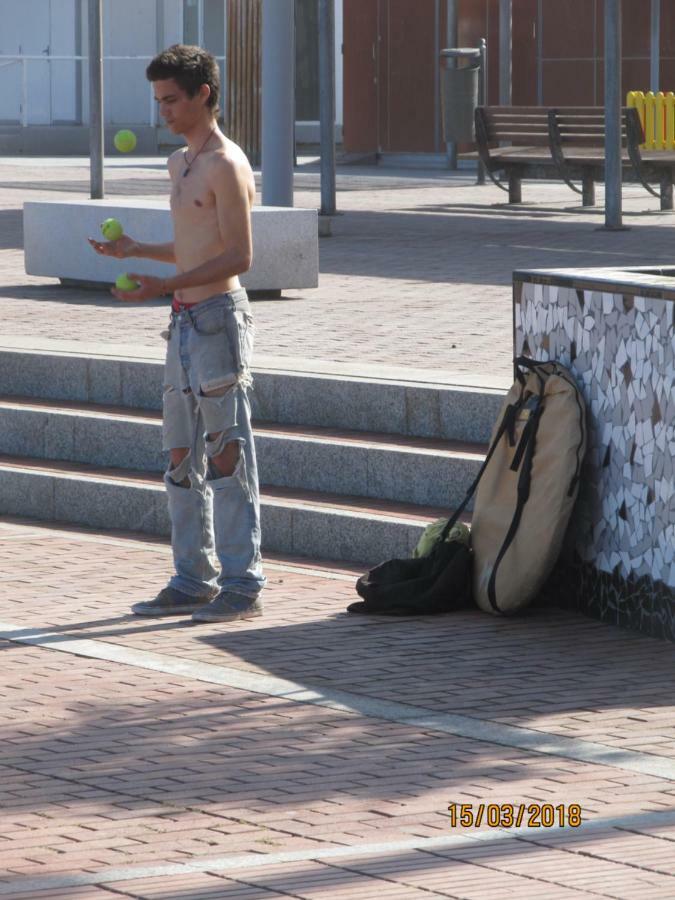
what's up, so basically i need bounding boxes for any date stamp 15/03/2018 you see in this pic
[448,803,582,829]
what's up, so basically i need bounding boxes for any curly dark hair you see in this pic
[146,44,220,111]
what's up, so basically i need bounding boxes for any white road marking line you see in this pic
[1,809,675,895]
[1,621,674,782]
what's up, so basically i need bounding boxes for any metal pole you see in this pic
[650,0,661,93]
[319,0,336,216]
[88,0,104,199]
[433,0,440,153]
[261,0,294,207]
[21,60,28,128]
[478,37,487,185]
[536,0,543,104]
[499,0,511,105]
[445,0,458,169]
[604,0,622,229]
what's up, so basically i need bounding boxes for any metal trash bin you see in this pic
[440,63,480,143]
[440,53,480,144]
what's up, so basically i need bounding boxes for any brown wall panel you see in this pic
[513,0,538,106]
[377,0,389,151]
[458,0,502,104]
[660,60,675,91]
[382,0,437,152]
[622,59,651,95]
[595,0,655,64]
[343,0,675,155]
[343,0,379,152]
[542,0,596,60]
[458,0,488,97]
[621,0,650,58]
[662,2,675,56]
[486,0,499,103]
[661,57,675,92]
[457,0,487,51]
[543,61,596,106]
[594,62,654,106]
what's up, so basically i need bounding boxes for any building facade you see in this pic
[0,0,344,154]
[4,0,671,159]
[343,0,675,156]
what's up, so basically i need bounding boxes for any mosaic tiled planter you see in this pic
[514,267,674,640]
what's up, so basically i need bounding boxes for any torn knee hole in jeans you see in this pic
[199,368,251,399]
[199,377,239,447]
[167,450,192,487]
[205,435,248,489]
[205,429,235,458]
[199,374,238,398]
[163,383,192,397]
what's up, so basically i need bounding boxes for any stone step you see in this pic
[0,346,507,443]
[0,455,458,565]
[0,396,485,509]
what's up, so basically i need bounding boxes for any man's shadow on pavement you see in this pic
[0,283,167,308]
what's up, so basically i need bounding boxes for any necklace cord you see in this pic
[183,127,216,177]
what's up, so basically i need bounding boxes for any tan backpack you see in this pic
[470,358,586,615]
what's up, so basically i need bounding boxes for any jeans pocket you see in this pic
[236,312,254,370]
[192,305,227,335]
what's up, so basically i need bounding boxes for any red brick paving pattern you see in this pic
[0,519,674,898]
[2,160,675,379]
[1,521,673,758]
[2,160,675,896]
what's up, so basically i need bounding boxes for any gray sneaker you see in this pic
[131,586,216,617]
[191,591,264,623]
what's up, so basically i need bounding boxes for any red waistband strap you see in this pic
[171,297,196,313]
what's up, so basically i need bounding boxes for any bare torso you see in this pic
[169,135,255,305]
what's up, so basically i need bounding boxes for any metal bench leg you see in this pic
[660,171,673,210]
[508,172,522,204]
[582,172,596,206]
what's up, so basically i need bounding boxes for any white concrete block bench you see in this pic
[24,199,318,297]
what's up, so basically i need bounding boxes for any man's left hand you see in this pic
[112,274,167,302]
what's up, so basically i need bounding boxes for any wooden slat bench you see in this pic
[472,105,675,210]
[474,106,551,203]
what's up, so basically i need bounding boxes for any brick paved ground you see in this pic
[1,517,675,898]
[1,159,675,897]
[2,157,675,380]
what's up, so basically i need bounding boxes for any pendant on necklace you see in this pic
[181,128,215,180]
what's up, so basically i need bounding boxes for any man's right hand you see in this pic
[87,235,139,259]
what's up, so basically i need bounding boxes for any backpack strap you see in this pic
[439,397,520,542]
[486,362,547,613]
[514,355,548,377]
[519,357,586,496]
[509,404,538,472]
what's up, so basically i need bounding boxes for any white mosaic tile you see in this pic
[517,281,675,588]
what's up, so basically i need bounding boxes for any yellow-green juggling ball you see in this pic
[114,129,137,153]
[100,218,123,241]
[115,273,139,292]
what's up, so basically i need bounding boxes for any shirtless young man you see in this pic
[89,45,265,622]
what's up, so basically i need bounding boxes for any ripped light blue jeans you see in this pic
[162,289,265,599]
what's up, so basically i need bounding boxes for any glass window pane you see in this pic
[183,0,199,45]
[295,0,319,120]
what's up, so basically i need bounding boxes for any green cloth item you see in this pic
[413,518,470,558]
